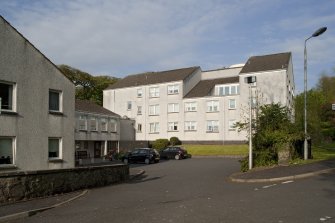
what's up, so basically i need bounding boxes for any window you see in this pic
[185,102,197,112]
[149,122,160,133]
[137,106,142,115]
[90,117,97,131]
[127,101,132,110]
[0,137,14,165]
[207,120,219,132]
[110,119,117,132]
[228,99,236,109]
[167,85,179,94]
[0,81,15,111]
[101,118,107,131]
[168,103,179,113]
[216,84,240,96]
[149,87,159,98]
[48,138,61,159]
[185,121,197,131]
[228,120,237,130]
[207,101,219,112]
[137,89,143,97]
[79,115,87,131]
[149,104,160,116]
[137,123,142,132]
[168,122,178,131]
[49,90,62,112]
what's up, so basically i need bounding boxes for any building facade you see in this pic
[0,16,75,171]
[103,52,294,144]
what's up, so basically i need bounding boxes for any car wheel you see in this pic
[123,159,128,165]
[175,154,180,160]
[145,158,150,165]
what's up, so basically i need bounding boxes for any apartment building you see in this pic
[0,16,75,171]
[104,52,294,144]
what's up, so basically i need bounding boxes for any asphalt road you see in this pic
[8,158,335,223]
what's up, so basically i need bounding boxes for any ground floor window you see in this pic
[48,138,61,159]
[0,137,14,165]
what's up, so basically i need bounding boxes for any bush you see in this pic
[170,137,181,146]
[152,139,169,151]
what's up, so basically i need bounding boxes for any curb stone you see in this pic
[0,190,88,223]
[229,168,335,183]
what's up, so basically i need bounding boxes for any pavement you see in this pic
[0,159,335,222]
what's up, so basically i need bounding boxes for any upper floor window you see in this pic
[185,121,197,131]
[137,106,142,115]
[137,89,143,98]
[228,99,236,109]
[90,117,97,131]
[127,101,132,110]
[48,138,62,159]
[0,81,15,112]
[149,104,160,116]
[207,100,219,112]
[149,87,159,98]
[137,123,142,133]
[0,137,15,165]
[49,89,62,112]
[185,102,197,112]
[216,84,240,96]
[168,122,178,131]
[167,84,179,95]
[149,122,160,133]
[110,119,117,132]
[79,115,87,131]
[101,118,107,131]
[207,120,219,132]
[168,103,179,113]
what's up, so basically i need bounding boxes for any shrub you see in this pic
[152,139,169,151]
[170,137,181,146]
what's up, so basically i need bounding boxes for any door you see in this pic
[94,142,101,158]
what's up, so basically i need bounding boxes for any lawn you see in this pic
[290,144,335,165]
[184,144,248,156]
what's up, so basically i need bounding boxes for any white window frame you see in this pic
[207,120,219,132]
[228,99,236,109]
[137,106,142,115]
[0,137,15,165]
[137,89,143,98]
[110,119,117,132]
[101,118,107,132]
[185,121,197,131]
[48,137,62,160]
[149,104,160,116]
[137,123,142,133]
[216,84,240,96]
[149,87,160,98]
[79,115,87,131]
[127,101,132,110]
[207,100,219,112]
[90,117,97,131]
[0,81,16,112]
[149,122,160,133]
[228,120,237,130]
[168,122,178,131]
[167,84,179,95]
[49,89,62,112]
[185,102,197,112]
[168,103,179,113]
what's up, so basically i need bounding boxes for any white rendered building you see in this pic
[103,52,294,144]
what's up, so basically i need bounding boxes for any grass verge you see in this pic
[290,145,335,165]
[184,144,248,156]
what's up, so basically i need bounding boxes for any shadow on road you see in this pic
[127,174,164,184]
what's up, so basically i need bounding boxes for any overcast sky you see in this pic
[1,0,334,93]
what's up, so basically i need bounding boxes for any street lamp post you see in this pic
[304,27,327,160]
[245,76,256,169]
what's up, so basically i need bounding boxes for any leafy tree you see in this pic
[58,65,118,105]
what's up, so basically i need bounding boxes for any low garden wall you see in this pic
[0,164,129,204]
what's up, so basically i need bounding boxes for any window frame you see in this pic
[228,99,236,110]
[127,101,132,110]
[90,117,97,131]
[100,118,108,132]
[216,84,240,96]
[110,119,117,133]
[137,88,143,98]
[168,103,179,113]
[228,120,237,130]
[149,87,160,98]
[185,102,197,112]
[184,121,197,131]
[48,137,62,160]
[78,115,87,131]
[206,120,219,133]
[149,122,160,133]
[0,81,16,112]
[168,122,178,132]
[137,106,142,115]
[49,89,62,113]
[167,84,179,95]
[207,100,219,112]
[137,123,142,133]
[149,104,160,116]
[0,137,15,166]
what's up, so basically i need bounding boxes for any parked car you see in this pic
[160,146,189,160]
[122,148,160,165]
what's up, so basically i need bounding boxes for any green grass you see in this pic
[184,144,248,156]
[290,144,335,165]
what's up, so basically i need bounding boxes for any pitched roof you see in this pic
[184,76,239,98]
[106,66,200,90]
[75,100,120,117]
[240,52,291,74]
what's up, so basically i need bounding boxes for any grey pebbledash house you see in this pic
[0,16,76,172]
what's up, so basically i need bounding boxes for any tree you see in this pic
[58,65,118,105]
